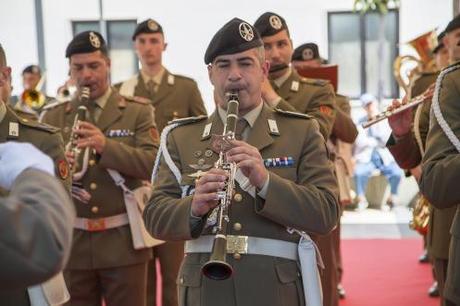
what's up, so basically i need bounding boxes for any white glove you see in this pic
[0,142,55,190]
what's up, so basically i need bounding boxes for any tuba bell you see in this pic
[393,30,438,95]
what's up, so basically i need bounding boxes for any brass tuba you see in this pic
[393,30,438,95]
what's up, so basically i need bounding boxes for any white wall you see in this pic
[0,0,453,112]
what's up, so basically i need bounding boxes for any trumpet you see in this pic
[201,92,239,281]
[65,86,90,181]
[21,73,47,111]
[362,85,434,129]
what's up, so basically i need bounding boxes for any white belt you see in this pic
[185,235,298,260]
[74,213,129,232]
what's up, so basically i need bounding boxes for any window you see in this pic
[328,10,399,99]
[72,20,138,83]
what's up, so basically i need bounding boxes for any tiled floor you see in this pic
[341,205,420,239]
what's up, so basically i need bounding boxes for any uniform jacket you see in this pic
[144,104,339,306]
[115,69,207,132]
[387,71,455,260]
[0,169,74,306]
[273,69,336,139]
[0,106,73,306]
[420,63,460,304]
[41,88,157,269]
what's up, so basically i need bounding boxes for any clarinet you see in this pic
[201,92,239,281]
[65,86,90,181]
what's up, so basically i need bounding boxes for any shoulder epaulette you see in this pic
[122,95,151,105]
[168,115,207,126]
[274,108,312,119]
[174,74,195,82]
[41,100,67,111]
[17,115,60,133]
[442,61,460,74]
[300,77,329,86]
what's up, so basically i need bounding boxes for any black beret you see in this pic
[292,43,320,61]
[22,65,41,75]
[254,12,289,38]
[204,18,263,65]
[66,31,107,58]
[132,19,163,40]
[445,14,460,34]
[432,31,446,54]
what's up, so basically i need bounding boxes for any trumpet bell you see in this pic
[22,89,46,111]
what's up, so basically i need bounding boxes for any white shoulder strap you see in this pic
[118,75,139,97]
[431,64,460,153]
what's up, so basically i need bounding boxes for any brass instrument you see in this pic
[362,85,434,129]
[21,74,47,111]
[409,195,430,235]
[393,30,438,94]
[201,92,239,281]
[65,86,90,181]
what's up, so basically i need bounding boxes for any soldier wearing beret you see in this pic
[144,17,339,306]
[40,31,158,306]
[254,12,337,140]
[417,15,460,306]
[115,18,207,306]
[0,43,73,306]
[291,41,358,301]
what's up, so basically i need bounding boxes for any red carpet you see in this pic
[340,239,439,306]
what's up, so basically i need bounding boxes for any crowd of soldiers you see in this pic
[0,9,459,306]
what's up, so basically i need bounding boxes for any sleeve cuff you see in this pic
[257,174,270,199]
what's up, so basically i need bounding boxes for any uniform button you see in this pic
[233,223,242,231]
[179,277,184,284]
[90,183,97,190]
[22,118,29,122]
[89,159,96,166]
[173,111,179,117]
[234,193,242,202]
[233,253,241,260]
[91,206,99,214]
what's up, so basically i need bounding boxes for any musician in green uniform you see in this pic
[144,17,339,306]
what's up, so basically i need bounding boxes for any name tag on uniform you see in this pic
[267,119,280,135]
[106,129,134,137]
[8,122,19,138]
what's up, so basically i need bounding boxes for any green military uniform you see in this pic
[420,62,460,305]
[144,103,339,306]
[115,69,207,133]
[117,18,208,306]
[0,103,71,306]
[41,87,157,306]
[0,168,73,306]
[273,69,337,139]
[387,71,456,301]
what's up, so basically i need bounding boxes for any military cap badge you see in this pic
[239,22,254,42]
[269,15,283,30]
[89,32,101,48]
[148,19,159,31]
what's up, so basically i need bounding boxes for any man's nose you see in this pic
[228,64,242,81]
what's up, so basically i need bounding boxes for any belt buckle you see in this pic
[87,218,106,231]
[226,235,248,254]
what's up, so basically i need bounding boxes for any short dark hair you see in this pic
[0,43,7,67]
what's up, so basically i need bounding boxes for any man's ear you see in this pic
[207,64,214,86]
